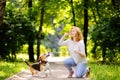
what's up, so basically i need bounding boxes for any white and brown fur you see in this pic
[23,52,51,77]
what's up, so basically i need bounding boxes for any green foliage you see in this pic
[16,44,48,56]
[91,15,120,62]
[89,0,120,62]
[32,44,47,54]
[59,46,70,57]
[19,44,28,53]
[0,9,36,60]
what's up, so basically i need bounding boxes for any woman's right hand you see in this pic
[64,33,69,37]
[65,31,71,36]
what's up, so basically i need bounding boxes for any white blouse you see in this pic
[58,39,87,64]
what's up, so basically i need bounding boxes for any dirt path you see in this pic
[6,57,90,80]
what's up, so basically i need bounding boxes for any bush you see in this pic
[91,15,120,62]
[59,46,70,57]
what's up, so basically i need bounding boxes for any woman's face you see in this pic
[70,28,76,37]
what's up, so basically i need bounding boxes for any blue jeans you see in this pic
[64,58,87,78]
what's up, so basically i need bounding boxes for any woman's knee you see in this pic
[64,58,73,66]
[63,58,76,67]
[63,59,69,66]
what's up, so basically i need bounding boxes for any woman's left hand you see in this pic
[74,50,86,57]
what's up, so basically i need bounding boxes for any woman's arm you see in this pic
[58,33,69,46]
[74,40,86,58]
[74,50,86,58]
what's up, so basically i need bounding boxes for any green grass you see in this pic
[88,62,120,80]
[0,61,27,80]
[0,60,120,80]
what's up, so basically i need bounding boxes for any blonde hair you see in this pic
[70,26,83,42]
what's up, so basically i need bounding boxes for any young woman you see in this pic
[58,26,90,78]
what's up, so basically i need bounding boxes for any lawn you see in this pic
[0,60,120,80]
[0,60,27,80]
[88,62,120,80]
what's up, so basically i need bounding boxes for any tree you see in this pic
[0,0,6,25]
[37,0,45,59]
[70,0,76,26]
[90,0,120,62]
[0,0,7,59]
[28,0,35,62]
[83,0,89,55]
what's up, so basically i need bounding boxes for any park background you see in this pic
[0,0,120,80]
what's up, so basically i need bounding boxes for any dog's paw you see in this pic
[33,74,38,77]
[45,73,48,77]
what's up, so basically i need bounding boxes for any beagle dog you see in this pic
[23,52,51,77]
[38,52,52,76]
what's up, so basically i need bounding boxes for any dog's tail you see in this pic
[23,59,30,67]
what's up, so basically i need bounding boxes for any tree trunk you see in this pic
[91,42,97,59]
[0,0,6,25]
[102,46,106,63]
[0,0,6,58]
[37,0,45,59]
[28,40,34,61]
[111,0,119,12]
[70,0,76,26]
[83,0,88,56]
[28,0,35,62]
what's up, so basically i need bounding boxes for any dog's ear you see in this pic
[46,52,50,57]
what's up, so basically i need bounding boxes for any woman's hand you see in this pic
[59,32,69,42]
[64,33,69,36]
[65,30,72,36]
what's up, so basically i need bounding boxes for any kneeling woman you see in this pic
[58,26,90,78]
